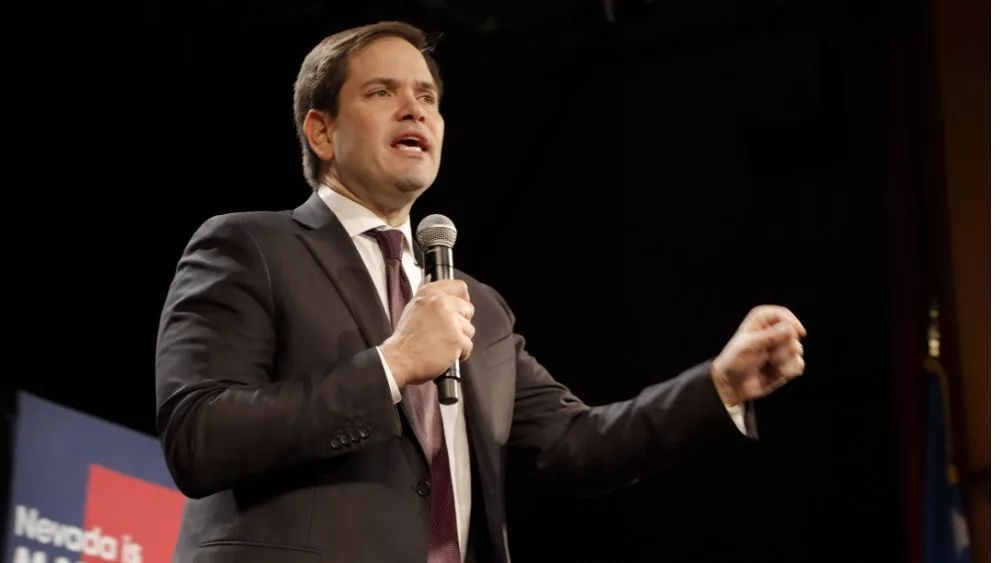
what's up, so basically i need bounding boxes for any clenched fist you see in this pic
[711,305,807,406]
[380,279,475,388]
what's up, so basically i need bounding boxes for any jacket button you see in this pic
[358,427,369,439]
[330,439,341,449]
[416,480,431,496]
[347,430,359,442]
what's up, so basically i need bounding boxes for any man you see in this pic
[154,20,806,563]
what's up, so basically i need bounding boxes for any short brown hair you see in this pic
[293,21,444,190]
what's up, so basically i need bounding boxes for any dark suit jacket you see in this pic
[154,192,751,563]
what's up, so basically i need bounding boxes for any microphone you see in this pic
[415,214,461,405]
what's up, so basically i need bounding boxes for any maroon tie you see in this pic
[365,228,461,563]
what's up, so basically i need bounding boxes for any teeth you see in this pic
[395,144,422,153]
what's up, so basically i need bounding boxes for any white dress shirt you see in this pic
[317,186,472,560]
[316,184,748,561]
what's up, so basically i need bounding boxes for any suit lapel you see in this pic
[293,193,390,346]
[292,193,425,457]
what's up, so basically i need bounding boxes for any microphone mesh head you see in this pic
[416,214,457,248]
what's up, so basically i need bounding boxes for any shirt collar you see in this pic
[316,184,415,256]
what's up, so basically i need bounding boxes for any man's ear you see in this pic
[303,109,335,162]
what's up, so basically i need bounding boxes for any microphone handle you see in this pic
[425,245,460,405]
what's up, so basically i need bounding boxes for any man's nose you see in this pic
[396,94,426,122]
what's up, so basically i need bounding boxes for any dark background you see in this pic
[3,0,950,560]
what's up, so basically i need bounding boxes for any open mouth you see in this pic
[391,133,429,154]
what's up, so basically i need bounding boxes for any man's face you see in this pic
[329,36,444,205]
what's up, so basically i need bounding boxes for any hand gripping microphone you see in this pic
[415,214,461,405]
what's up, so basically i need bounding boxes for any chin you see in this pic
[392,173,436,194]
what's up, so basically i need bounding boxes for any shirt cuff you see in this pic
[725,402,747,435]
[376,346,402,404]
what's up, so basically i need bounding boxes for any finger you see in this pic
[777,355,805,379]
[458,317,476,340]
[769,339,802,363]
[770,343,792,364]
[417,279,469,300]
[775,311,806,338]
[459,334,474,362]
[439,295,473,320]
[750,306,807,338]
[743,322,796,351]
[769,354,804,380]
[454,298,475,321]
[766,375,791,393]
[438,279,470,301]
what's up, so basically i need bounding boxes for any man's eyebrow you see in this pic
[416,80,438,94]
[360,77,399,89]
[360,77,438,94]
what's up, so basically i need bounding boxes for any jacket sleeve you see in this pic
[492,287,751,497]
[154,215,401,499]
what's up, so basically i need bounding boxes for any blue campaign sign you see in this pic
[4,392,186,563]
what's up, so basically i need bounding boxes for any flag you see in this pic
[922,356,972,563]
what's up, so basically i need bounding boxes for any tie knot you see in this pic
[365,228,406,262]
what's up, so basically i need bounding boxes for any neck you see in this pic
[321,172,411,228]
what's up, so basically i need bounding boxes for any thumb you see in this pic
[743,322,796,352]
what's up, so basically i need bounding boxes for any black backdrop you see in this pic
[3,0,935,560]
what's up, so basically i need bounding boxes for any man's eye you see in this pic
[421,94,437,104]
[368,89,390,98]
